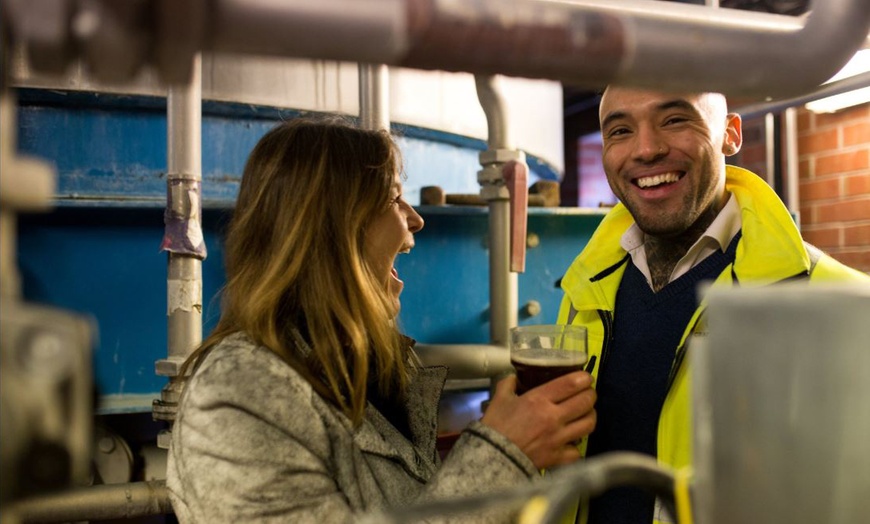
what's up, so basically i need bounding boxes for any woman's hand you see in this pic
[480,372,596,470]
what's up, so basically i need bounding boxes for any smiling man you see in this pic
[558,86,869,524]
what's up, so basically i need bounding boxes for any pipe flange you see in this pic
[479,149,525,167]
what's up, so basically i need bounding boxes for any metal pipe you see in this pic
[361,452,677,524]
[358,63,390,132]
[9,480,172,523]
[488,200,517,347]
[0,82,54,301]
[203,0,870,99]
[6,0,870,98]
[475,75,518,347]
[155,54,204,446]
[734,71,870,119]
[415,343,513,379]
[784,107,800,226]
[165,53,204,363]
[475,75,512,151]
[764,112,777,189]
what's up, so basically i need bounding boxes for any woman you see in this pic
[167,117,597,523]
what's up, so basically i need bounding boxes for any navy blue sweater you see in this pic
[586,233,739,524]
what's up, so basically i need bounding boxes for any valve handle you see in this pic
[503,160,528,273]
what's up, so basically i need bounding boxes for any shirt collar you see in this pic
[619,193,741,254]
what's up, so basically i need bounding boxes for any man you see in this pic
[557,86,869,524]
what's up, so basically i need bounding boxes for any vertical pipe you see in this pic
[488,200,517,346]
[155,54,204,448]
[359,63,390,131]
[475,75,518,347]
[784,107,801,228]
[0,90,19,300]
[475,76,511,152]
[166,55,203,361]
[764,112,777,189]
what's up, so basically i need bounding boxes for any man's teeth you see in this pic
[637,172,680,188]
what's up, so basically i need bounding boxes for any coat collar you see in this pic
[289,329,449,481]
[352,365,448,482]
[561,165,811,311]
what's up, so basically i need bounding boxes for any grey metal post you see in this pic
[784,108,801,227]
[359,63,390,132]
[476,75,521,348]
[154,53,204,448]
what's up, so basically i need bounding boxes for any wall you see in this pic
[736,102,870,273]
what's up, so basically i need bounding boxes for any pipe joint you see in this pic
[155,355,186,377]
[161,177,206,260]
[479,148,525,167]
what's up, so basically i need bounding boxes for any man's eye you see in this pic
[664,116,687,126]
[607,128,630,138]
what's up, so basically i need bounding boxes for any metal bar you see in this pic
[784,107,800,226]
[358,63,390,131]
[203,0,870,99]
[6,0,870,97]
[359,452,676,524]
[475,75,512,151]
[9,480,172,523]
[734,71,870,119]
[165,54,203,364]
[764,112,777,189]
[475,75,518,348]
[488,199,517,347]
[415,343,513,379]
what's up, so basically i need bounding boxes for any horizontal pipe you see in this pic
[733,70,870,119]
[203,0,870,99]
[9,480,172,523]
[363,452,676,524]
[415,343,512,380]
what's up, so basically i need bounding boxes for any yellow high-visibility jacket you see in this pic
[558,165,869,524]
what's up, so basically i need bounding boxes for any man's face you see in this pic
[598,87,741,238]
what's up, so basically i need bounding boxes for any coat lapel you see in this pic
[352,366,448,483]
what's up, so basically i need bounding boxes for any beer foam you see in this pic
[511,348,587,366]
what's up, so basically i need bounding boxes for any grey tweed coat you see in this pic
[167,332,539,523]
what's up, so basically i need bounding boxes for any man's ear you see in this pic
[723,113,743,156]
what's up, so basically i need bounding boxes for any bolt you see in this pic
[522,300,542,318]
[98,436,116,454]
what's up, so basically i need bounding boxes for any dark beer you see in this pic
[512,355,586,395]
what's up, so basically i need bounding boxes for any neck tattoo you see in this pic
[644,204,722,292]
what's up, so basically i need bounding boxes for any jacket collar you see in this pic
[353,365,448,482]
[561,165,811,311]
[290,329,449,480]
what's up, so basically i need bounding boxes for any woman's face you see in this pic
[363,175,424,317]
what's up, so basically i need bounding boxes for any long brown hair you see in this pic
[184,116,411,425]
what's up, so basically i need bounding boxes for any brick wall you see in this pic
[736,102,870,273]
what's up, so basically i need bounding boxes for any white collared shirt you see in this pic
[619,194,742,290]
